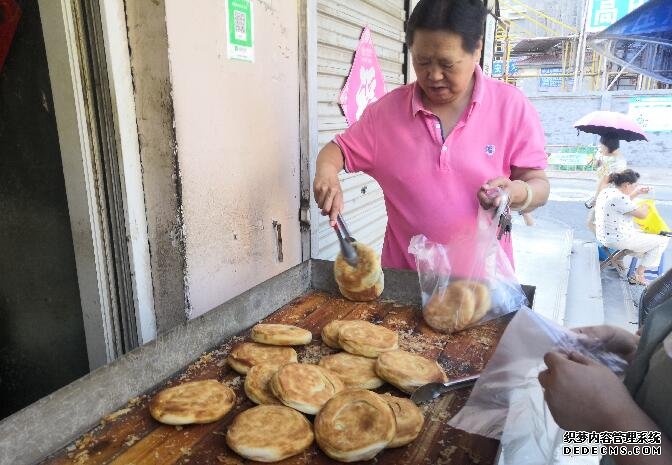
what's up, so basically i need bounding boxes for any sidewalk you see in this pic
[513,216,574,324]
[547,167,672,187]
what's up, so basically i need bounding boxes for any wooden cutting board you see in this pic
[39,291,512,465]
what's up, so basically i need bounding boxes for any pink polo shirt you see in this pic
[334,66,547,270]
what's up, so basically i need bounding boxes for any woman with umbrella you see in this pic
[574,111,648,233]
[585,134,627,207]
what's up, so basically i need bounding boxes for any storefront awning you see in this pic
[590,0,672,84]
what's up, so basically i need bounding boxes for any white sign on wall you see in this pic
[628,96,672,132]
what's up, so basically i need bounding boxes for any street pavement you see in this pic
[535,170,672,331]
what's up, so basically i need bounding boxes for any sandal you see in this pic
[628,275,648,286]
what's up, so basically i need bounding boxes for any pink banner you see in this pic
[339,26,387,127]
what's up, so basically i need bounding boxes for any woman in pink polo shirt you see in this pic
[314,0,550,270]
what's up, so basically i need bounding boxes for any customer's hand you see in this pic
[477,177,527,210]
[538,351,635,431]
[573,325,639,363]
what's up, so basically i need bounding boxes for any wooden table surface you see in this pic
[40,291,513,465]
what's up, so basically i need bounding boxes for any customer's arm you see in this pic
[624,186,651,219]
[539,351,671,465]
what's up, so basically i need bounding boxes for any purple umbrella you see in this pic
[573,110,648,142]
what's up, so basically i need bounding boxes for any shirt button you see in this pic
[441,146,447,152]
[435,123,441,128]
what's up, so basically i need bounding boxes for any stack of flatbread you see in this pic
[423,280,491,333]
[334,242,384,301]
[149,313,450,462]
[226,323,331,462]
[311,319,448,461]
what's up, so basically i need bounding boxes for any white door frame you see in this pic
[38,0,155,370]
[98,0,156,346]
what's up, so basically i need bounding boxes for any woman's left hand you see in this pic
[632,185,650,197]
[538,351,634,431]
[477,176,527,210]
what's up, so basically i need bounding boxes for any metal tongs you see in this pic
[410,374,480,404]
[333,214,358,267]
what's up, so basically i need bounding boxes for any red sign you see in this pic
[0,0,21,73]
[339,26,386,127]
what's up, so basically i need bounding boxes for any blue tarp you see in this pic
[591,0,672,83]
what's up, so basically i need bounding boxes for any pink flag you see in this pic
[339,26,387,127]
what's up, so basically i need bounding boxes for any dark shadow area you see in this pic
[0,0,89,420]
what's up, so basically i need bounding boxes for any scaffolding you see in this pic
[493,0,669,92]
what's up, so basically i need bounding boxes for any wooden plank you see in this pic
[40,292,509,465]
[438,313,515,379]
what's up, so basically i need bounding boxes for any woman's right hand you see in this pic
[313,142,346,227]
[572,325,640,363]
[313,172,343,227]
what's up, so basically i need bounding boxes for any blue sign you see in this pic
[594,0,672,84]
[539,67,574,88]
[602,0,671,36]
[539,67,563,87]
[492,61,518,78]
[492,61,503,76]
[588,0,650,32]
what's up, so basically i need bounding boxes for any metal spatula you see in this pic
[410,374,480,404]
[333,214,358,267]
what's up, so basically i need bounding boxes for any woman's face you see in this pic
[410,29,481,106]
[619,182,637,195]
[599,143,617,156]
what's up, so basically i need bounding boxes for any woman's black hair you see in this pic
[600,135,620,153]
[406,0,488,53]
[608,169,640,186]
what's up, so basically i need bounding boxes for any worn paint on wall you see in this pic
[124,0,189,332]
[165,0,302,317]
[0,0,88,419]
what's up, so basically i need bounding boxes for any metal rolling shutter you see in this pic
[314,0,407,260]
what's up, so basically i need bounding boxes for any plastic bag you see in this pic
[448,308,627,464]
[634,199,670,235]
[407,204,527,333]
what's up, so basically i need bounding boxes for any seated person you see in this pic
[595,169,669,285]
[539,295,672,465]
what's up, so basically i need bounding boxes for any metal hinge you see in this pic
[299,203,311,228]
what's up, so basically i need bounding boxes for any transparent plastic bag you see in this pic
[448,308,627,464]
[407,205,527,333]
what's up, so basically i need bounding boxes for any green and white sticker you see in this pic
[226,0,254,62]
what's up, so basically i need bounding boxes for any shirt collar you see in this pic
[411,65,485,117]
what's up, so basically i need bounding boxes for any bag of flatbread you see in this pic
[448,308,627,464]
[334,241,384,302]
[407,206,526,333]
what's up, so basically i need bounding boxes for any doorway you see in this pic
[0,0,88,420]
[1,0,149,420]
